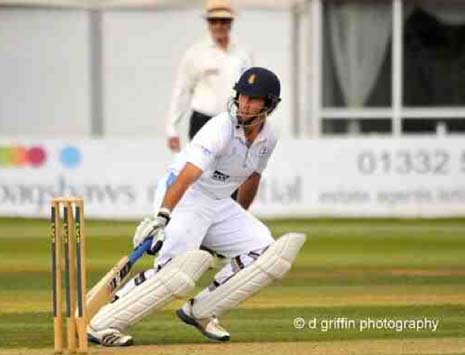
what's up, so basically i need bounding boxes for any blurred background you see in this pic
[1,2,465,353]
[0,0,465,219]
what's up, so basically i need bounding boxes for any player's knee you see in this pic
[208,245,268,289]
[189,234,306,319]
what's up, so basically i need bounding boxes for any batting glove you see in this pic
[133,208,171,254]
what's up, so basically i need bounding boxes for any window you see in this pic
[310,0,465,136]
[322,1,392,108]
[404,3,465,107]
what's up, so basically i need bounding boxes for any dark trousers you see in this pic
[189,111,213,140]
[189,110,239,201]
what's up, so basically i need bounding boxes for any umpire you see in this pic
[165,0,252,152]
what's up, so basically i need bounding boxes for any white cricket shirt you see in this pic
[169,112,277,199]
[166,36,252,137]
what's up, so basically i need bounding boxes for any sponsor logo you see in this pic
[59,146,81,168]
[0,175,136,209]
[0,145,47,168]
[0,144,82,169]
[212,170,230,182]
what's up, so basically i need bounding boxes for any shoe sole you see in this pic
[87,331,134,347]
[176,309,230,342]
[87,332,101,345]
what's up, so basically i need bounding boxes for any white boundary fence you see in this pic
[1,137,464,219]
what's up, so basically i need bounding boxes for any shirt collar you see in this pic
[233,120,269,145]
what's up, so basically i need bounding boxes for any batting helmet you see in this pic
[233,67,281,113]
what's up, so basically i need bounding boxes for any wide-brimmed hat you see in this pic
[205,0,235,20]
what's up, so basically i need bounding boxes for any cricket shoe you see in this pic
[176,301,230,342]
[87,325,133,347]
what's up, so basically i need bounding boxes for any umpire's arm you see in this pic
[236,172,261,210]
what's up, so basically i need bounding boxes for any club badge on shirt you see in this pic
[259,147,270,157]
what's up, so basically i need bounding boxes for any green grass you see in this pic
[1,218,465,353]
[1,305,463,348]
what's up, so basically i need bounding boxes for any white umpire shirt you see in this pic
[169,112,277,199]
[166,36,252,137]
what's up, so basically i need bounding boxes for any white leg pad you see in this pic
[90,250,213,331]
[191,233,306,319]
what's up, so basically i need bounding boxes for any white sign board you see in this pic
[1,138,464,218]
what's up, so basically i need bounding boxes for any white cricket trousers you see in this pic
[154,174,274,267]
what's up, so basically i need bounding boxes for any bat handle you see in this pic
[129,237,153,264]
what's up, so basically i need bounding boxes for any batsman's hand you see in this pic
[133,208,171,255]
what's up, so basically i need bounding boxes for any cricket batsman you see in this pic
[87,67,306,346]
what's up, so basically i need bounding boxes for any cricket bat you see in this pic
[86,237,153,320]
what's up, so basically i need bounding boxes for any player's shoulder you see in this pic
[262,120,278,147]
[194,112,233,144]
[211,111,232,124]
[204,112,233,134]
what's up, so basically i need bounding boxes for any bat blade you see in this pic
[86,237,153,320]
[86,256,132,320]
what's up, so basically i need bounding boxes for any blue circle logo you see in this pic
[60,146,81,168]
